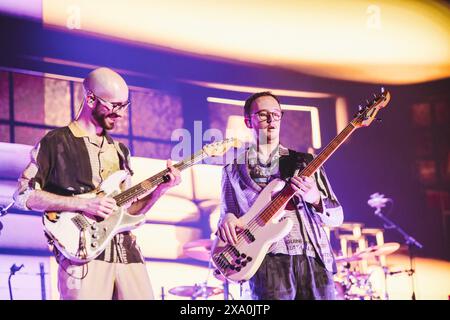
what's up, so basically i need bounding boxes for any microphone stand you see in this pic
[8,264,24,300]
[39,263,46,300]
[373,207,423,300]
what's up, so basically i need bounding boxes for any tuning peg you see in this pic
[381,87,385,93]
[373,93,378,99]
[366,99,370,105]
[358,105,364,111]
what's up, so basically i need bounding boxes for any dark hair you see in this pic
[243,91,280,117]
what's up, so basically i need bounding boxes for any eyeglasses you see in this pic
[89,92,130,113]
[252,110,284,122]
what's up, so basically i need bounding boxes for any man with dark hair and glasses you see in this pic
[217,91,343,300]
[14,67,181,299]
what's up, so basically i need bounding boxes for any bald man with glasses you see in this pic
[14,67,181,299]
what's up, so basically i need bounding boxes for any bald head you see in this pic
[83,67,129,102]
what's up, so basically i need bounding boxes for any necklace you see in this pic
[248,145,281,179]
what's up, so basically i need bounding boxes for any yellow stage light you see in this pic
[42,0,450,84]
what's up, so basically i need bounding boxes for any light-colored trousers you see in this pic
[57,259,154,300]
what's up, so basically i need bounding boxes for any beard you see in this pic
[92,104,116,130]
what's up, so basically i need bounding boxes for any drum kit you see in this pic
[166,236,404,300]
[167,193,420,300]
[167,236,403,300]
[333,242,401,300]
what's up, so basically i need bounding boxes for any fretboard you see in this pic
[258,122,357,224]
[113,150,206,207]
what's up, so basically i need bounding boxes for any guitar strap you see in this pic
[280,149,318,256]
[279,149,313,180]
[113,140,134,176]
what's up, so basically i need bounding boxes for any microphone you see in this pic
[10,264,24,275]
[367,192,389,210]
[8,263,24,301]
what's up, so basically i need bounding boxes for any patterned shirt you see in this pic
[247,145,317,257]
[220,144,344,273]
[14,121,145,264]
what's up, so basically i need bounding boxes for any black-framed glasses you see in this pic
[252,110,284,122]
[89,92,130,113]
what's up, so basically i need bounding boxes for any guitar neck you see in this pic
[113,150,206,207]
[299,122,356,177]
[258,122,357,224]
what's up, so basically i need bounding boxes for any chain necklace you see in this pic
[248,144,281,182]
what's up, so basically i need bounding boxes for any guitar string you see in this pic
[218,124,354,258]
[217,124,357,264]
[112,140,237,206]
[63,152,207,264]
[113,153,198,205]
[216,106,382,267]
[113,152,206,206]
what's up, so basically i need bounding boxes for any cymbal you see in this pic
[354,242,400,259]
[169,285,223,298]
[198,199,220,211]
[335,254,363,264]
[183,239,213,262]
